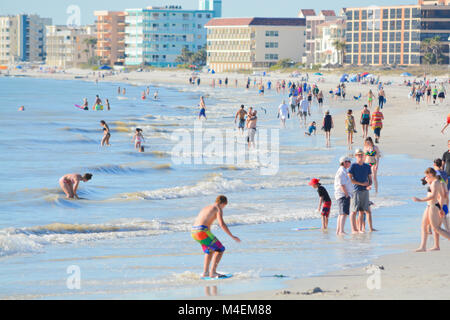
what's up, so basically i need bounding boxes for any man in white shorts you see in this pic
[299,96,310,127]
[278,100,289,128]
[247,110,258,149]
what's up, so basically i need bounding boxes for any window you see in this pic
[397,8,402,18]
[353,33,359,41]
[403,43,409,52]
[383,9,388,19]
[403,55,409,64]
[265,31,279,37]
[361,33,367,41]
[362,22,367,31]
[265,53,278,60]
[367,55,372,64]
[265,42,278,48]
[382,21,388,30]
[405,8,411,18]
[382,32,388,41]
[353,44,358,52]
[404,20,410,29]
[367,43,372,52]
[374,32,380,41]
[389,43,394,52]
[361,44,366,53]
[390,9,395,18]
[404,32,410,41]
[396,20,402,30]
[346,33,352,42]
[361,55,366,63]
[396,32,401,41]
[389,55,394,64]
[354,22,359,31]
[354,10,359,19]
[382,43,387,52]
[374,54,379,64]
[368,32,373,42]
[411,55,420,64]
[362,10,367,20]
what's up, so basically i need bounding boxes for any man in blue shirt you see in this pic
[348,149,374,234]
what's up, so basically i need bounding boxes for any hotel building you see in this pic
[314,19,346,66]
[298,9,343,65]
[125,1,221,67]
[45,25,96,68]
[343,0,450,66]
[94,11,126,65]
[0,14,52,65]
[205,17,306,72]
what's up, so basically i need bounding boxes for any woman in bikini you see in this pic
[59,173,93,199]
[367,90,374,108]
[364,137,381,193]
[413,168,450,252]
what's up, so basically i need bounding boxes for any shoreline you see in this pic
[4,69,449,300]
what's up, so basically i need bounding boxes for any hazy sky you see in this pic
[1,0,416,25]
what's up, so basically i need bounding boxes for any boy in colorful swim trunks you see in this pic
[191,196,241,279]
[309,178,332,231]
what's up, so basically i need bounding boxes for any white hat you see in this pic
[354,149,364,155]
[339,156,351,163]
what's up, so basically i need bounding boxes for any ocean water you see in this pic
[0,76,431,299]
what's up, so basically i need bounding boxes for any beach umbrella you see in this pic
[314,72,323,76]
[99,65,112,70]
[0,65,7,70]
[401,72,412,77]
[350,75,358,82]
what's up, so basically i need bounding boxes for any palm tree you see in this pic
[421,36,444,65]
[332,40,346,66]
[83,38,97,64]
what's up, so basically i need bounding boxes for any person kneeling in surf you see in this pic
[191,196,241,279]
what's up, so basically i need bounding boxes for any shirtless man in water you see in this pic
[191,196,241,279]
[234,105,247,136]
[413,168,450,252]
[59,173,92,199]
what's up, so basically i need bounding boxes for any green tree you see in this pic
[175,47,194,64]
[421,36,444,65]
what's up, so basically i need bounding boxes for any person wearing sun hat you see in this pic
[334,156,353,235]
[309,178,332,231]
[348,149,375,233]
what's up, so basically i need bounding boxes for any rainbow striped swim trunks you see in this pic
[191,225,225,254]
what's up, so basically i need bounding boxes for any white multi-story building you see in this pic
[0,14,52,65]
[314,19,346,66]
[205,17,306,72]
[46,25,96,68]
[125,1,221,67]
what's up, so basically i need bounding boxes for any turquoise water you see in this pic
[0,77,430,299]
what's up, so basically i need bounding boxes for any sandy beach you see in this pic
[3,67,449,300]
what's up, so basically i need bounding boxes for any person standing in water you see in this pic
[234,105,248,136]
[59,173,93,199]
[413,168,450,252]
[133,128,145,150]
[360,105,371,139]
[309,178,332,231]
[81,98,89,111]
[322,110,333,148]
[191,196,241,279]
[364,137,381,194]
[199,96,207,120]
[370,106,384,144]
[100,120,111,147]
[246,110,258,149]
[345,110,356,150]
[278,100,289,128]
[105,98,110,111]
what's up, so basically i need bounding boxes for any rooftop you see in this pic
[205,17,306,27]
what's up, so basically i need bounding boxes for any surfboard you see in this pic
[292,227,321,231]
[201,274,233,281]
[75,104,87,110]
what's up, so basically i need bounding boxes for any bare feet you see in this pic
[415,247,427,252]
[429,247,440,251]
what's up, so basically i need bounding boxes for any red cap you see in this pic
[308,178,320,186]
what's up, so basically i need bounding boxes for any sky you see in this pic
[0,0,417,25]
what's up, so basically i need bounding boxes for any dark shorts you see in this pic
[374,127,381,137]
[238,119,246,129]
[199,108,206,117]
[318,98,323,104]
[338,197,351,215]
[438,92,445,98]
[321,201,332,217]
[361,118,370,125]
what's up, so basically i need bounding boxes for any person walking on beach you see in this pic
[370,106,384,144]
[438,83,446,104]
[191,196,241,279]
[345,110,356,150]
[309,178,332,231]
[59,173,93,199]
[413,168,450,252]
[441,114,450,134]
[247,110,258,149]
[278,100,289,128]
[105,98,110,111]
[378,87,386,109]
[199,96,207,120]
[234,105,247,136]
[364,137,381,194]
[100,120,111,147]
[443,140,450,178]
[317,90,324,108]
[348,149,374,234]
[322,110,333,148]
[334,156,353,235]
[299,97,310,127]
[434,159,449,230]
[360,105,371,139]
